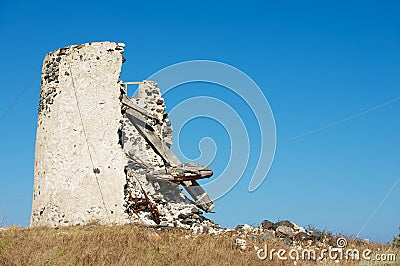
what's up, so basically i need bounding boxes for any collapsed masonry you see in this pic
[31,42,222,233]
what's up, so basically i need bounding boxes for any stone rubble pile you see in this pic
[124,168,225,234]
[233,219,345,250]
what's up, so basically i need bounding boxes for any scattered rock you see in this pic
[234,238,247,250]
[309,230,322,241]
[202,226,210,234]
[294,232,309,241]
[191,207,200,214]
[235,224,253,233]
[282,237,293,246]
[178,213,188,220]
[259,230,275,243]
[261,219,276,230]
[275,220,294,228]
[182,218,194,225]
[292,222,306,233]
[362,238,370,244]
[147,231,161,241]
[276,225,295,238]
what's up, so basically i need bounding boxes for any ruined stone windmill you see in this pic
[31,42,216,231]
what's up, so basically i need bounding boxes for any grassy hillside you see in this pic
[0,224,398,265]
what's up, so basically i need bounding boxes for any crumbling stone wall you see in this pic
[122,82,216,231]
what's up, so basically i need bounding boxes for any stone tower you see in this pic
[31,42,128,226]
[31,42,216,231]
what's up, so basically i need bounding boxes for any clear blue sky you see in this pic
[0,1,399,243]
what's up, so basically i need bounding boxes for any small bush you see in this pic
[393,227,400,248]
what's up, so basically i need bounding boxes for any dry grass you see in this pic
[0,224,398,266]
